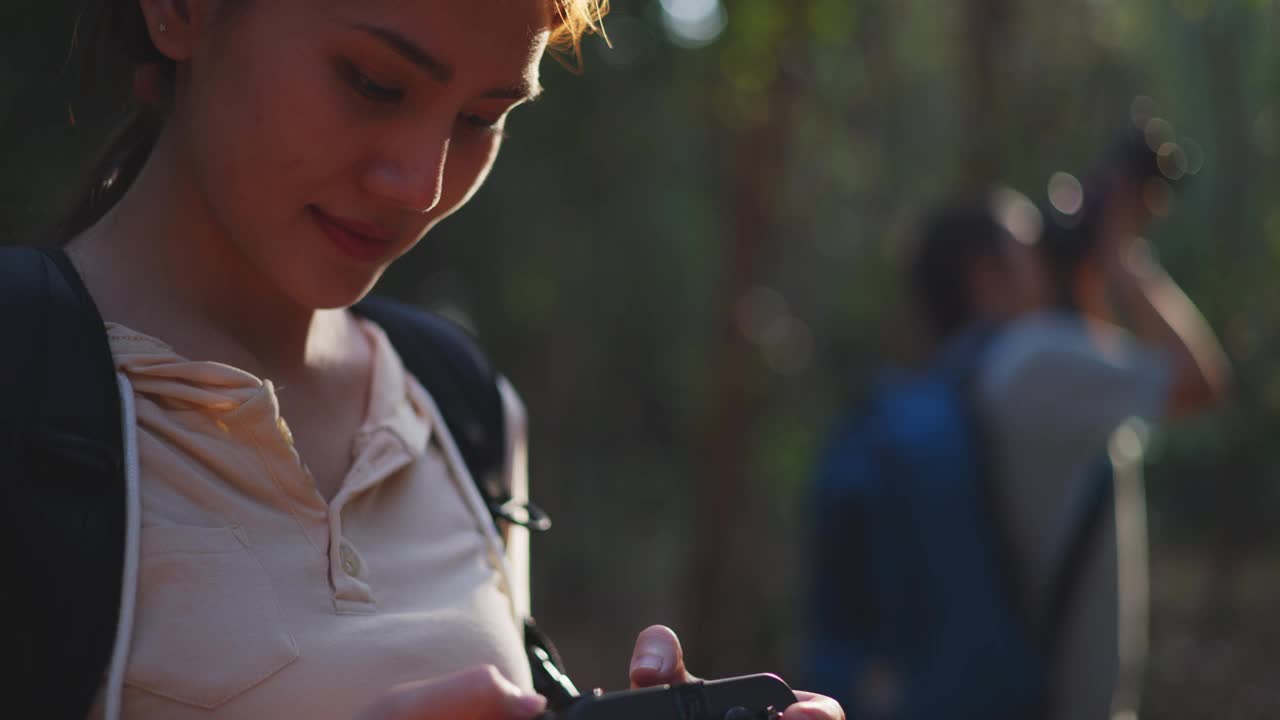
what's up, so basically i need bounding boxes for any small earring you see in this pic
[158,22,168,32]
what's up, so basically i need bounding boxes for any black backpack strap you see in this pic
[1,246,127,720]
[525,617,582,709]
[953,326,1039,630]
[350,296,550,533]
[349,296,576,706]
[1037,458,1114,651]
[958,324,1115,716]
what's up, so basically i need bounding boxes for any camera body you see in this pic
[537,673,798,720]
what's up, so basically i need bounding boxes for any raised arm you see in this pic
[1095,236,1232,419]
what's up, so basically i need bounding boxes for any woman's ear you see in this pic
[137,0,206,62]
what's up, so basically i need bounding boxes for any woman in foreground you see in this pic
[47,1,845,718]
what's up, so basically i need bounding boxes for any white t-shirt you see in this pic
[976,311,1170,720]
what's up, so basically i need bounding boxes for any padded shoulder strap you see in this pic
[351,297,575,706]
[959,322,1113,661]
[350,296,548,533]
[1038,458,1114,651]
[1,245,127,720]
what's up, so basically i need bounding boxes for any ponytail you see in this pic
[58,107,163,240]
[55,1,174,242]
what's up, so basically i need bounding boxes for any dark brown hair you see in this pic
[58,1,177,240]
[908,203,1014,342]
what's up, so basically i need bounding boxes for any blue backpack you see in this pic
[805,329,1111,720]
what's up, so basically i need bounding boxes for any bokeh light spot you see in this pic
[737,285,789,345]
[660,0,728,48]
[1048,172,1084,216]
[991,187,1042,246]
[1130,95,1159,127]
[1144,117,1176,151]
[1180,137,1205,175]
[1157,142,1188,180]
[762,317,815,376]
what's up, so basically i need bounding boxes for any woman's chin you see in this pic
[286,269,385,311]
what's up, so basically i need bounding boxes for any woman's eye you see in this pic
[343,62,402,103]
[460,113,507,137]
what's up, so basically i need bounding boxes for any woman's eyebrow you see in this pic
[347,22,455,84]
[346,22,543,102]
[484,83,543,102]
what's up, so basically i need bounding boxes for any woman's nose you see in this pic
[363,130,451,213]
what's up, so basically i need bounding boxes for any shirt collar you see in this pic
[352,317,432,458]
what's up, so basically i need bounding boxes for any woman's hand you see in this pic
[628,625,846,720]
[354,665,547,720]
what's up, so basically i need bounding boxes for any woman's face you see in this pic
[171,0,552,308]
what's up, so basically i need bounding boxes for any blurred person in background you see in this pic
[805,121,1230,720]
[985,123,1232,720]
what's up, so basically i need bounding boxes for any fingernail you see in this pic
[515,693,547,715]
[632,654,664,673]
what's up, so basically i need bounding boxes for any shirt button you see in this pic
[339,541,361,576]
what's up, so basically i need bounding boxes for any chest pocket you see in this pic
[125,525,299,709]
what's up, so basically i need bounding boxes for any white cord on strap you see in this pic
[104,373,142,720]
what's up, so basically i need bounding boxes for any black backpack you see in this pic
[1,245,575,719]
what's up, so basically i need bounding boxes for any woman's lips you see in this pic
[308,206,395,262]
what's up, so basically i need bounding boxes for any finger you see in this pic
[781,691,846,720]
[629,624,698,688]
[362,665,547,720]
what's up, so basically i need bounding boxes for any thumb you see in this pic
[629,625,698,689]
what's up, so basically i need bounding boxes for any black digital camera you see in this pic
[536,673,798,720]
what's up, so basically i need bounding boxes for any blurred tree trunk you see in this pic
[961,0,1014,187]
[1203,7,1254,263]
[1195,0,1264,629]
[685,2,809,676]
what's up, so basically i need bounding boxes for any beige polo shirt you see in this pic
[91,318,532,719]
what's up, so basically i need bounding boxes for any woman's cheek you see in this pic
[428,136,499,217]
